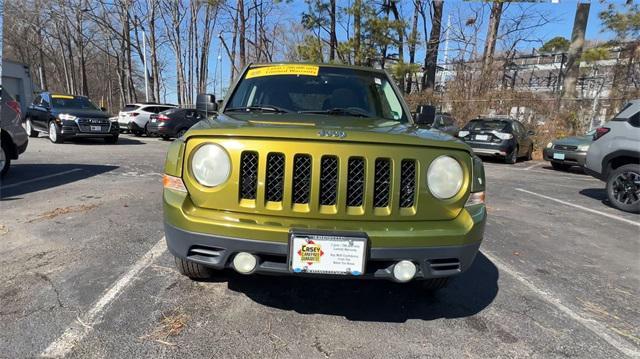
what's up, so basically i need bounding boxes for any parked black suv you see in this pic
[458,117,534,164]
[146,107,203,140]
[24,92,119,144]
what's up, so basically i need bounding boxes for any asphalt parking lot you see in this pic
[0,134,638,358]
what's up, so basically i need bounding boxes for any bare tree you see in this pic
[562,2,590,100]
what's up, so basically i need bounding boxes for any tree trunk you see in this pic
[423,0,443,90]
[481,1,504,77]
[562,2,590,100]
[238,0,246,68]
[406,0,419,94]
[390,1,404,91]
[329,0,337,61]
[353,0,362,65]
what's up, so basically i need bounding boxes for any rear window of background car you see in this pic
[123,105,140,111]
[464,120,510,132]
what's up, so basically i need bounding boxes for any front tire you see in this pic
[551,162,570,171]
[505,146,518,164]
[24,118,39,137]
[0,141,11,177]
[606,164,640,214]
[174,256,212,280]
[48,121,63,144]
[104,135,119,144]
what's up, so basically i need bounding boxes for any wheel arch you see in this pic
[602,150,640,178]
[0,129,18,159]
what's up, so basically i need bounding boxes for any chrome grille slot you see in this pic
[292,154,312,204]
[239,151,259,200]
[319,156,339,206]
[346,157,365,207]
[265,153,285,202]
[399,160,416,208]
[373,158,391,207]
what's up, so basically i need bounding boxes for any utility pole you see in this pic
[142,31,149,102]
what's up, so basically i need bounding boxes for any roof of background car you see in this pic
[248,62,388,74]
[49,92,83,98]
[475,116,516,122]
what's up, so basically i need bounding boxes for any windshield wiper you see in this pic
[225,105,290,114]
[299,108,371,118]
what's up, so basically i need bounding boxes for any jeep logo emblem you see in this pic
[318,129,346,138]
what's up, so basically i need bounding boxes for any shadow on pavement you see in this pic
[579,188,608,202]
[220,252,498,323]
[68,137,145,145]
[0,163,118,199]
[540,165,588,175]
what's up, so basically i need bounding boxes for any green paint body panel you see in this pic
[163,63,486,255]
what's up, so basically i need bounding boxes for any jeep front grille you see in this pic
[399,160,416,208]
[265,153,285,202]
[292,155,312,204]
[319,156,339,205]
[373,159,391,207]
[239,151,259,200]
[238,151,418,215]
[346,157,365,206]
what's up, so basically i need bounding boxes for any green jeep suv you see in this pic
[163,63,486,289]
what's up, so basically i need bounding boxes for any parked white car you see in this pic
[117,103,176,136]
[585,99,640,213]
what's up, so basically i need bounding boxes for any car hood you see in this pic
[554,135,592,146]
[186,113,472,152]
[52,109,110,118]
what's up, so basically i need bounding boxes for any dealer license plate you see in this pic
[475,134,489,141]
[289,232,367,276]
[553,152,565,160]
[90,125,102,132]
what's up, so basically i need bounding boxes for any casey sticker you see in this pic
[245,65,320,79]
[297,240,324,265]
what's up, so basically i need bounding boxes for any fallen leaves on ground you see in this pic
[139,310,189,347]
[27,204,98,223]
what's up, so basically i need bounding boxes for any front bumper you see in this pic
[60,122,118,139]
[164,189,486,281]
[543,148,587,166]
[465,141,513,157]
[147,121,175,136]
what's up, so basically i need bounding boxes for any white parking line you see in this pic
[516,188,640,227]
[483,250,639,358]
[0,169,82,190]
[41,238,167,358]
[523,162,543,171]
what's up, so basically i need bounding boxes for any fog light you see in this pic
[393,260,417,282]
[233,252,257,274]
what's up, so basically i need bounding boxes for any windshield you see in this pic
[52,96,100,110]
[225,65,408,122]
[464,119,510,132]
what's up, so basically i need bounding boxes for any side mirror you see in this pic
[196,93,217,115]
[414,105,436,127]
[100,107,107,112]
[527,130,535,136]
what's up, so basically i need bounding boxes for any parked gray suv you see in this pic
[585,100,640,213]
[1,86,29,177]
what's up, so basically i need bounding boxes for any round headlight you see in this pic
[191,144,231,187]
[427,155,464,199]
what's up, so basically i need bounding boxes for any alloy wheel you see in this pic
[25,119,32,134]
[611,170,640,206]
[49,122,58,142]
[0,146,6,171]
